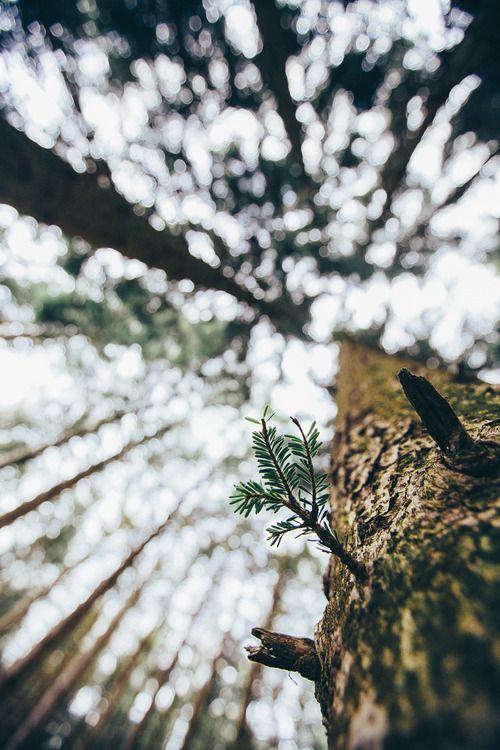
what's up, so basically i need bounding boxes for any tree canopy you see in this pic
[0,0,499,363]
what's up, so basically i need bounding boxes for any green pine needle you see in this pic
[229,410,336,549]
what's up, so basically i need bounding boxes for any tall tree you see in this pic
[0,421,176,528]
[248,340,499,748]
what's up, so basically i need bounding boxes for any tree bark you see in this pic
[314,340,500,749]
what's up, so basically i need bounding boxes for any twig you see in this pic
[291,417,318,523]
[261,419,367,581]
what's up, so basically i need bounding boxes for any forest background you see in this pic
[0,0,499,748]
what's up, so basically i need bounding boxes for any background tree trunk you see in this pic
[0,117,305,330]
[0,406,134,470]
[0,512,176,694]
[315,340,500,749]
[0,421,175,528]
[4,585,143,750]
[232,561,287,749]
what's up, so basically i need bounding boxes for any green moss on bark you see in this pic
[315,341,500,750]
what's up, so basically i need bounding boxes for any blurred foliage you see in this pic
[0,0,498,368]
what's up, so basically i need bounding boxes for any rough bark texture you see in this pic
[315,340,500,750]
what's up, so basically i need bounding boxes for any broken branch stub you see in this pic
[398,369,499,476]
[246,627,321,682]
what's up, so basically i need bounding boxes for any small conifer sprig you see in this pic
[230,408,366,581]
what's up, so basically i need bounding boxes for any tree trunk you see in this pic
[176,648,222,750]
[314,340,500,749]
[0,421,175,528]
[0,406,135,471]
[0,117,306,330]
[0,549,93,636]
[232,560,287,749]
[3,585,144,750]
[119,555,224,750]
[76,629,157,750]
[0,510,178,694]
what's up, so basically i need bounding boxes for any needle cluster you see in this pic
[230,409,366,580]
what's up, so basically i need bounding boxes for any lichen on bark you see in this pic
[315,341,500,750]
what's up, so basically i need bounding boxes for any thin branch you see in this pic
[291,417,318,523]
[261,419,367,580]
